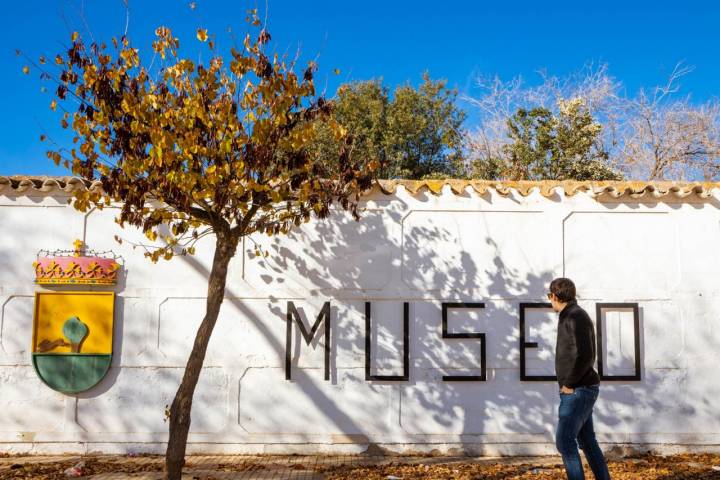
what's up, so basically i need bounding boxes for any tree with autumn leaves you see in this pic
[31,12,377,479]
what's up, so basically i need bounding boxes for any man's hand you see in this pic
[560,385,574,394]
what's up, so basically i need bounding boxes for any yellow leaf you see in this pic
[50,99,57,111]
[22,66,29,74]
[196,28,208,42]
[333,68,340,75]
[71,31,79,42]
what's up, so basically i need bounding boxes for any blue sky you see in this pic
[2,0,719,175]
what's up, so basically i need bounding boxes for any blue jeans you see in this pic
[556,385,611,480]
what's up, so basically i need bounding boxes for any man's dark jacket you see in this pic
[555,300,601,388]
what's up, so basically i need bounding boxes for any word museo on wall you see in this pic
[285,300,642,383]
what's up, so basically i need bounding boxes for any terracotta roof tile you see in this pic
[376,179,720,199]
[1,175,718,199]
[0,176,101,193]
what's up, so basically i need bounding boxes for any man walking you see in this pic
[548,278,611,480]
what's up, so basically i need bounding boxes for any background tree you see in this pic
[466,64,624,180]
[309,80,388,175]
[385,74,466,178]
[309,73,466,179]
[31,13,377,479]
[618,64,720,180]
[500,98,623,181]
[465,63,720,181]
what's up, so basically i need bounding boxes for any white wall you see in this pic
[1,183,719,455]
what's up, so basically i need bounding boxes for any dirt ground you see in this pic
[321,453,720,479]
[0,452,719,479]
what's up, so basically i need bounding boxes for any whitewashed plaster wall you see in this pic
[0,184,719,455]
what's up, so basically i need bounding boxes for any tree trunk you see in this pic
[164,233,237,480]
